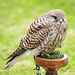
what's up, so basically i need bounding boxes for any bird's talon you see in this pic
[41,54,44,56]
[45,53,50,57]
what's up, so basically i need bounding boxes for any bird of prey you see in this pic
[3,9,68,71]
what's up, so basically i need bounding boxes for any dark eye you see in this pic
[53,16,57,19]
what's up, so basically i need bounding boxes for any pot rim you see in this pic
[36,54,68,68]
[36,54,68,61]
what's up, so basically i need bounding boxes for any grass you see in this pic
[0,0,75,75]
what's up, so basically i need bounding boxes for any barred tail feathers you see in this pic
[3,55,21,71]
[3,49,36,71]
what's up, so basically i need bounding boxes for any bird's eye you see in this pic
[53,16,57,19]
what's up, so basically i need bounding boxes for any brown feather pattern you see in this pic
[3,9,68,71]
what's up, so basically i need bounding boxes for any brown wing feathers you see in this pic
[6,48,26,65]
[7,18,47,60]
[3,48,27,71]
[7,47,26,59]
[4,55,21,71]
[22,18,49,49]
[4,18,49,71]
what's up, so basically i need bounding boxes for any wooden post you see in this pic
[35,54,68,75]
[45,68,58,75]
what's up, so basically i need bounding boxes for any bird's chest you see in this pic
[45,32,64,51]
[39,27,66,52]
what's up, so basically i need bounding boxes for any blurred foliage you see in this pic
[0,0,75,75]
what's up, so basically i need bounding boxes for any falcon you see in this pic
[3,9,68,71]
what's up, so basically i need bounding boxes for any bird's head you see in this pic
[46,9,68,26]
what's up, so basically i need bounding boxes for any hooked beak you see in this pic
[58,19,62,24]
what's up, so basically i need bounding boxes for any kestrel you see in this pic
[3,9,68,71]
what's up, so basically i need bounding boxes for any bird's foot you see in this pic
[41,52,45,56]
[41,51,50,57]
[45,53,50,57]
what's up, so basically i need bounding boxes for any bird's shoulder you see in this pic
[19,18,50,49]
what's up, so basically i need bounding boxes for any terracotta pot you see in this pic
[35,54,68,75]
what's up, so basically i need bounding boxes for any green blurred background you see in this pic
[0,0,75,75]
